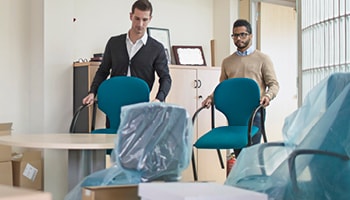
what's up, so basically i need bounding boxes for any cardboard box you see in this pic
[0,122,12,162]
[0,184,52,200]
[0,144,11,162]
[0,122,12,135]
[12,151,43,190]
[138,182,268,200]
[0,161,13,186]
[82,185,139,200]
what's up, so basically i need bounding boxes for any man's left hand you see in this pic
[260,96,270,107]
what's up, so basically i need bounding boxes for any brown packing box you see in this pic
[12,151,43,190]
[0,122,12,135]
[0,161,13,186]
[81,185,139,200]
[0,122,12,162]
[0,144,11,162]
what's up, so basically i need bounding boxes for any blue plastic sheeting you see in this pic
[65,102,193,200]
[225,73,350,200]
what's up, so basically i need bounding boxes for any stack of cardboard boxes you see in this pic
[0,123,43,191]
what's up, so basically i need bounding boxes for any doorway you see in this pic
[251,2,298,141]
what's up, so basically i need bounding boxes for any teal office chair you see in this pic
[191,78,267,181]
[70,76,150,153]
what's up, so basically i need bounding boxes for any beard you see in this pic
[235,38,251,51]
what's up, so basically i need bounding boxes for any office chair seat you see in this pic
[194,125,259,149]
[91,128,118,133]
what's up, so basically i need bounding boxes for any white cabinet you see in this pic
[152,65,227,183]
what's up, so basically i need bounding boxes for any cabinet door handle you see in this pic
[194,80,198,88]
[198,95,203,99]
[197,80,202,88]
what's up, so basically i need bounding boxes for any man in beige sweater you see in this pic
[202,19,279,157]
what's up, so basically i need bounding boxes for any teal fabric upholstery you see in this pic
[92,76,150,134]
[192,78,265,180]
[194,126,259,149]
[214,77,261,127]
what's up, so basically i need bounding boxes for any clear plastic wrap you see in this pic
[225,73,350,200]
[65,102,193,200]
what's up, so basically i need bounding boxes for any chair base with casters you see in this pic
[191,78,267,181]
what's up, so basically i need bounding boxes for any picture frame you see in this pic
[172,45,206,66]
[147,27,172,64]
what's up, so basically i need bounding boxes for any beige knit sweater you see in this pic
[219,49,279,100]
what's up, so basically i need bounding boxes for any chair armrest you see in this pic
[69,104,88,133]
[91,101,97,131]
[247,105,266,145]
[70,101,98,133]
[288,149,350,193]
[69,100,96,133]
[256,142,286,175]
[191,105,208,124]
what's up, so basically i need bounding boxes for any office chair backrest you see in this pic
[283,73,350,145]
[294,76,350,195]
[115,102,193,182]
[214,78,260,126]
[96,76,150,131]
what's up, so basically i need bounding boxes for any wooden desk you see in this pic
[0,185,52,200]
[0,133,116,200]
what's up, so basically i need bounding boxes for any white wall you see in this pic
[0,0,34,133]
[43,1,76,132]
[0,0,215,133]
[1,0,296,138]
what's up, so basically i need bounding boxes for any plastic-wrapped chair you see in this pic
[225,73,350,200]
[65,102,193,200]
[191,78,266,181]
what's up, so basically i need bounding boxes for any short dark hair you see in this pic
[132,0,153,16]
[233,19,252,34]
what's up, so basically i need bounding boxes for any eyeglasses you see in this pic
[231,32,250,39]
